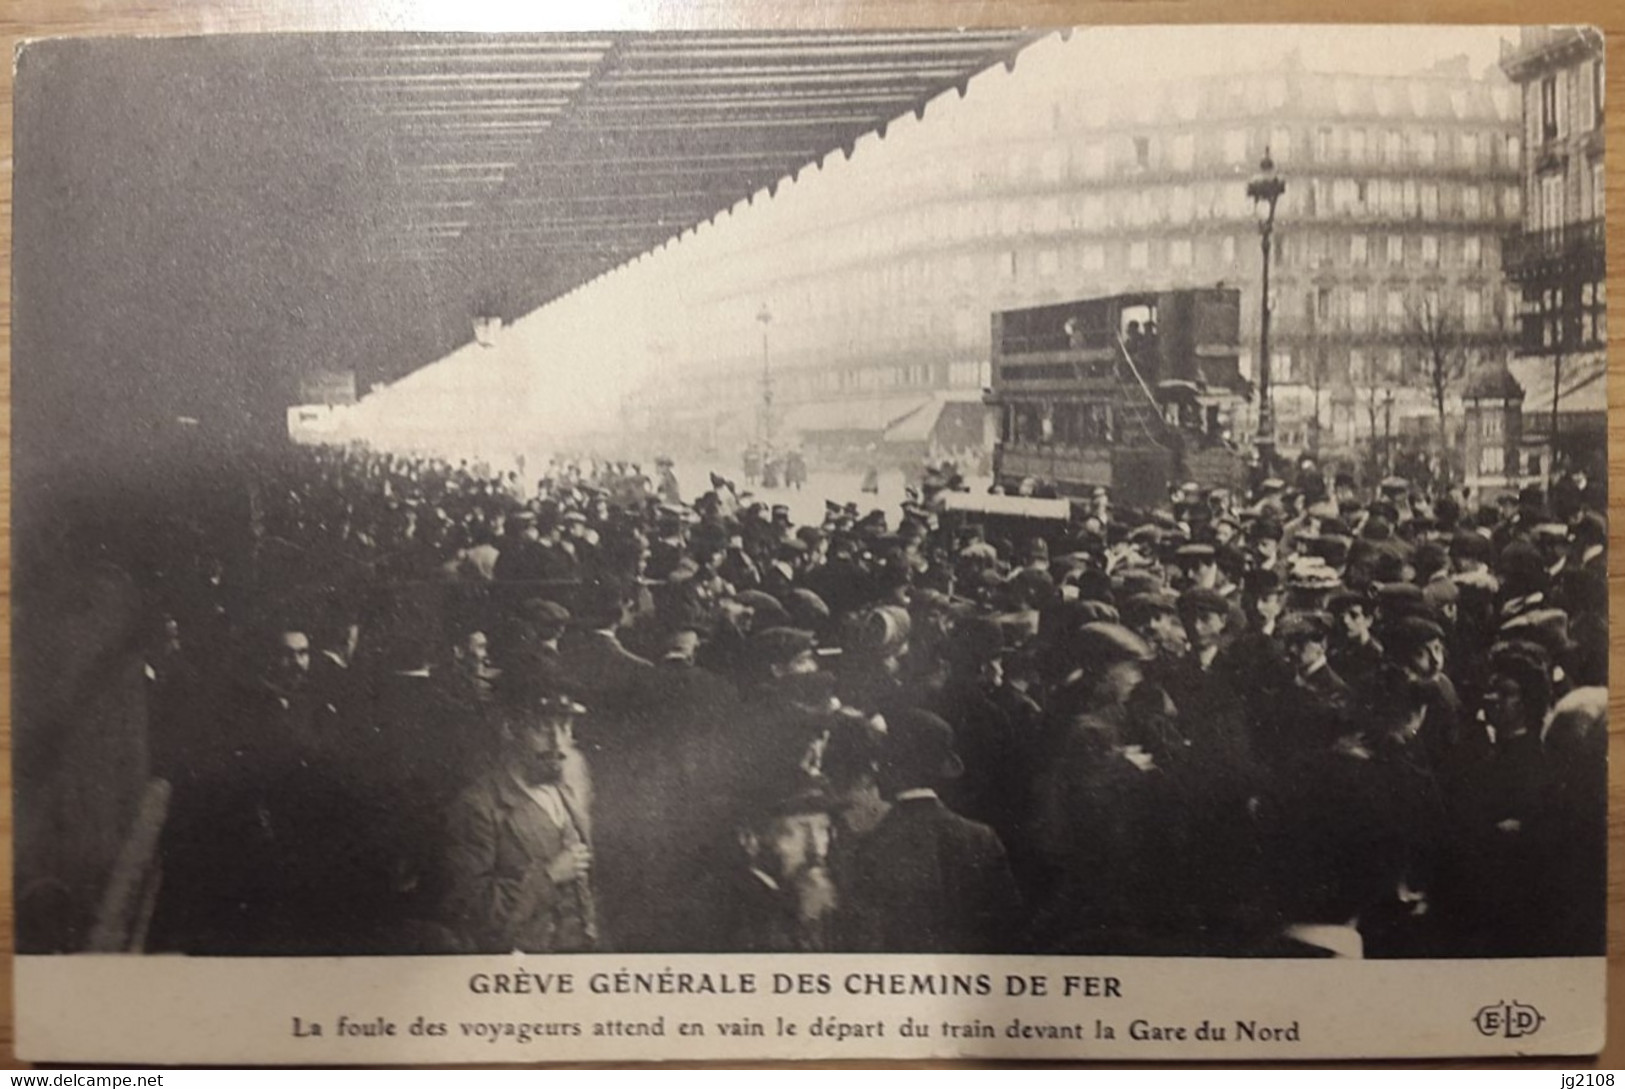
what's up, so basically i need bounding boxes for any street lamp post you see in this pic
[756,303,774,449]
[1382,388,1396,477]
[1247,150,1286,475]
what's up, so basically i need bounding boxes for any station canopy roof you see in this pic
[12,29,1050,457]
[331,30,1048,382]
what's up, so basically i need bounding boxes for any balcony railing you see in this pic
[1503,218,1605,270]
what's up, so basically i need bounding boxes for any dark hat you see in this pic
[1571,511,1606,547]
[1024,536,1051,560]
[1387,615,1446,653]
[1327,589,1372,616]
[736,590,792,630]
[1241,567,1282,597]
[495,669,586,717]
[518,598,572,637]
[883,708,964,787]
[575,578,632,628]
[1498,607,1571,654]
[1278,611,1334,644]
[1380,476,1411,493]
[1361,516,1394,541]
[785,588,831,630]
[1422,577,1460,608]
[771,504,791,518]
[1177,586,1229,619]
[1115,568,1164,597]
[1175,543,1217,564]
[751,626,817,668]
[1071,599,1122,625]
[739,784,836,829]
[1121,589,1180,629]
[1374,581,1426,612]
[947,616,1007,665]
[1073,621,1154,665]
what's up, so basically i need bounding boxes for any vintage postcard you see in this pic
[9,25,1607,1063]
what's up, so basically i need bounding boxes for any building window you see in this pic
[1505,184,1521,219]
[953,310,979,347]
[1384,130,1402,164]
[1422,235,1439,266]
[1171,239,1193,267]
[1593,59,1605,130]
[1387,235,1405,265]
[1037,249,1060,278]
[1464,235,1482,267]
[1351,234,1368,265]
[1082,243,1105,271]
[1350,349,1368,384]
[1540,75,1559,141]
[1224,130,1248,164]
[1594,162,1607,220]
[1221,236,1237,266]
[1481,411,1503,438]
[1041,147,1064,183]
[1348,128,1367,163]
[1350,288,1369,329]
[1387,288,1406,328]
[1464,291,1482,330]
[1458,131,1479,165]
[1170,186,1194,223]
[1418,131,1437,165]
[1317,127,1334,161]
[1541,174,1564,232]
[1420,183,1438,218]
[1129,240,1148,270]
[1270,127,1293,161]
[1479,446,1504,477]
[1083,143,1106,179]
[1133,136,1151,169]
[1463,186,1481,219]
[1272,350,1294,384]
[1172,133,1194,171]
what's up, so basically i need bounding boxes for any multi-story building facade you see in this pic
[1498,26,1607,479]
[634,39,1522,474]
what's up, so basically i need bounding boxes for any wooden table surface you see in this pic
[0,0,1621,1070]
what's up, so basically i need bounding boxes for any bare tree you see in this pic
[1361,353,1398,482]
[1408,295,1470,487]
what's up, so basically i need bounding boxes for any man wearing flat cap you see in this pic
[441,675,598,953]
[933,616,1042,884]
[842,708,1023,953]
[1266,612,1354,759]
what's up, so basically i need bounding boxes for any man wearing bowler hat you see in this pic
[842,708,1022,953]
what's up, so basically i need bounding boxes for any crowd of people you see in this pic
[135,444,1606,959]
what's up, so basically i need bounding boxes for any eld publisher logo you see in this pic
[1474,1001,1544,1039]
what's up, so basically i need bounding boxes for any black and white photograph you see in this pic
[9,22,1610,1061]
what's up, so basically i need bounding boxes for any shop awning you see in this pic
[781,394,934,435]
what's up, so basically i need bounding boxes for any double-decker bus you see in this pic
[987,288,1250,509]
